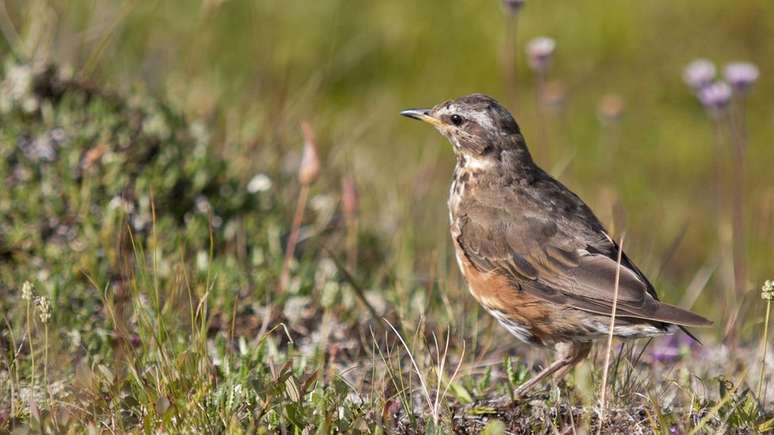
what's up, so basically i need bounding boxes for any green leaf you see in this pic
[478,366,492,391]
[481,419,506,435]
[470,406,498,415]
[504,355,514,387]
[285,376,301,402]
[449,381,474,404]
[758,417,774,433]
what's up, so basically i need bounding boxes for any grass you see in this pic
[597,233,625,428]
[0,0,773,432]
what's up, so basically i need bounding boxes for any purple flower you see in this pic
[683,59,716,90]
[650,333,697,363]
[724,62,759,93]
[698,81,732,114]
[526,36,556,73]
[502,0,525,15]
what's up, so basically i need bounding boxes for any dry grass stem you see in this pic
[598,233,625,430]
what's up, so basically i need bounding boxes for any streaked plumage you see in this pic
[401,93,712,398]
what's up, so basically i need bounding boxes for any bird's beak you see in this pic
[400,108,441,127]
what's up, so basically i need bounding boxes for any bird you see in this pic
[400,93,712,399]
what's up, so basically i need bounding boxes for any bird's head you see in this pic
[401,94,528,163]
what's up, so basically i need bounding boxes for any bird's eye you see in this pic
[450,114,464,126]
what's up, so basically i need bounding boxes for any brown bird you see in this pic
[401,94,712,398]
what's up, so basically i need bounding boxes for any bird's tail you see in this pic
[651,302,712,344]
[649,301,713,328]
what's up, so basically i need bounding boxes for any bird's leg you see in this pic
[512,342,591,400]
[551,341,592,381]
[512,356,570,399]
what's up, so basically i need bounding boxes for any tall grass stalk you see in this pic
[728,95,747,306]
[713,115,741,341]
[759,302,771,400]
[42,319,55,429]
[22,284,35,402]
[718,112,746,342]
[279,122,320,292]
[0,1,19,58]
[38,296,55,427]
[724,64,758,329]
[372,326,418,429]
[42,323,47,400]
[598,233,625,431]
[385,319,434,423]
[431,330,465,428]
[758,280,773,400]
[701,88,742,341]
[342,175,359,273]
[79,0,135,80]
[3,315,19,427]
[279,184,309,291]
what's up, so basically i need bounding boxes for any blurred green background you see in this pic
[5,0,774,334]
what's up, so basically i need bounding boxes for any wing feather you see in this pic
[457,203,711,327]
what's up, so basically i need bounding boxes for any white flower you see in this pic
[526,37,556,73]
[21,281,34,301]
[683,59,716,90]
[762,280,774,300]
[247,173,272,193]
[194,195,211,213]
[196,250,209,271]
[36,296,52,324]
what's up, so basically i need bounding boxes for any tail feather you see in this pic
[679,325,703,344]
[650,301,713,328]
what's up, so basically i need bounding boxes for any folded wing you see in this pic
[456,204,712,327]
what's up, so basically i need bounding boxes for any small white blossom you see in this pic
[196,250,209,271]
[526,37,556,73]
[36,296,52,324]
[142,111,171,140]
[108,196,135,213]
[21,281,34,301]
[247,173,272,193]
[762,280,774,301]
[194,195,211,214]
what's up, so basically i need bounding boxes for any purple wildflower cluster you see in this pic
[683,58,759,117]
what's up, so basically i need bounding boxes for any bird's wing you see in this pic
[456,202,712,327]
